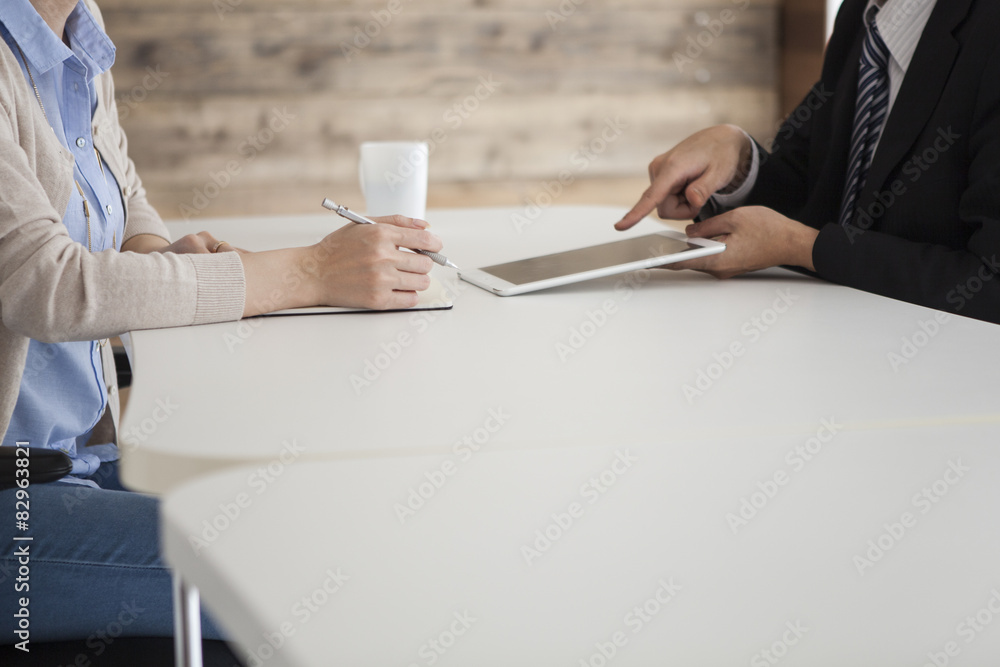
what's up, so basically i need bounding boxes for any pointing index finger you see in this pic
[615,188,662,231]
[616,158,708,231]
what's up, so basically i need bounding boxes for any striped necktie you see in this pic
[839,9,891,227]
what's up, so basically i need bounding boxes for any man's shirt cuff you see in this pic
[703,131,760,217]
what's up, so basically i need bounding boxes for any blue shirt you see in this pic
[1,0,126,479]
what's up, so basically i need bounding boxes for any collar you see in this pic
[864,0,937,73]
[0,0,114,79]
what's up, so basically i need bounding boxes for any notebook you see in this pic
[261,275,455,317]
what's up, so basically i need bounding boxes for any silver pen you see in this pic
[321,198,459,270]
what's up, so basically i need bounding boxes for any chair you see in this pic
[0,446,246,667]
[0,445,73,489]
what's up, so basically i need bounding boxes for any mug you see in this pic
[358,141,429,219]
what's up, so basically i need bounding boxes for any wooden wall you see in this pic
[780,0,826,117]
[100,0,780,221]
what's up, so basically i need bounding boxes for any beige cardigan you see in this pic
[0,0,246,446]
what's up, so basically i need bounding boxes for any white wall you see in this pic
[827,0,843,37]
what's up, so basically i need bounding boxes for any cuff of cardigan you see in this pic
[187,252,247,324]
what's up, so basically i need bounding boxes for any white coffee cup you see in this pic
[358,141,429,219]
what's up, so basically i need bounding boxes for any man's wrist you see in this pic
[787,223,819,272]
[718,133,754,195]
[710,130,759,214]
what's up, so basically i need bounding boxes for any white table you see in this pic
[120,206,1000,494]
[161,425,1000,666]
[118,206,1000,666]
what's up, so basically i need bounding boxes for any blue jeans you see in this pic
[0,460,225,645]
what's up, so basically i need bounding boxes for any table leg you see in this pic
[173,573,203,667]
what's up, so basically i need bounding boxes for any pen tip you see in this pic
[321,198,337,210]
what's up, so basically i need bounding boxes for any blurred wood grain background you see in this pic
[98,0,813,221]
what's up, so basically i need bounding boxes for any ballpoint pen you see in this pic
[321,198,460,270]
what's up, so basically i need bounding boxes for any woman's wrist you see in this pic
[241,246,319,317]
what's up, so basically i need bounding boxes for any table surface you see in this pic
[135,206,1000,666]
[162,425,1000,667]
[120,206,1000,494]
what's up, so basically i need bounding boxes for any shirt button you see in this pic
[76,137,86,148]
[106,204,113,216]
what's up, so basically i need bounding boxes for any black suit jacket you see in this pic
[747,0,1000,324]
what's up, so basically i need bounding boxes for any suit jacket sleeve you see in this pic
[747,0,1000,325]
[810,36,1000,324]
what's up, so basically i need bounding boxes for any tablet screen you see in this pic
[479,233,699,286]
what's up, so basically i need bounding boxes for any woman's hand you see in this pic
[305,215,443,310]
[121,232,244,254]
[158,232,245,255]
[240,214,445,316]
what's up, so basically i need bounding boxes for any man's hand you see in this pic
[667,206,818,278]
[615,124,752,230]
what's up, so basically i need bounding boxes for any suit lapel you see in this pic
[864,0,972,195]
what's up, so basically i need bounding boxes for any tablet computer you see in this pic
[459,230,725,296]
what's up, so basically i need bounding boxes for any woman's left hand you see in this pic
[122,232,246,254]
[158,232,246,254]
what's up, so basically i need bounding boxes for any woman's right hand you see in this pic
[307,215,443,310]
[239,215,445,316]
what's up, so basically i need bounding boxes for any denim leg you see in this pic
[0,461,226,644]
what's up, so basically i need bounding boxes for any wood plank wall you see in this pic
[780,0,826,117]
[99,0,780,221]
